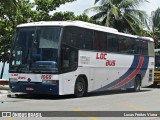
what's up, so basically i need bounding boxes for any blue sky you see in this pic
[54,0,160,16]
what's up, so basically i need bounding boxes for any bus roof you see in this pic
[17,21,154,42]
[17,21,118,32]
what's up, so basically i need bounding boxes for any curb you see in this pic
[0,85,10,98]
[0,90,9,94]
[0,85,9,90]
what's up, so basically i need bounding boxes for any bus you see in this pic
[9,21,155,97]
[154,49,160,85]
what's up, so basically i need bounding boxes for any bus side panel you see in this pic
[59,67,91,95]
[141,57,154,87]
[92,53,135,91]
[60,72,77,95]
[79,50,153,92]
[79,51,135,91]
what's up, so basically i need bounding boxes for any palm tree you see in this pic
[84,0,148,34]
[146,8,160,48]
[152,8,160,29]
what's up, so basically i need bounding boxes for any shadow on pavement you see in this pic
[147,84,160,88]
[87,89,151,97]
[7,93,74,100]
[7,88,151,100]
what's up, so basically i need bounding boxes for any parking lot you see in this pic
[0,85,160,120]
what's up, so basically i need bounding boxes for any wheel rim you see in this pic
[77,81,84,92]
[136,81,139,90]
[135,77,140,91]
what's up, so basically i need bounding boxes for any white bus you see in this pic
[9,21,154,97]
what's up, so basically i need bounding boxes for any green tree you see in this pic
[0,0,17,79]
[85,0,148,34]
[32,0,77,21]
[52,11,76,21]
[51,12,97,24]
[76,14,98,24]
[35,0,75,13]
[0,0,34,78]
[0,0,17,15]
[144,8,160,48]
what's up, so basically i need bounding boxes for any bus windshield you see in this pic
[9,26,61,73]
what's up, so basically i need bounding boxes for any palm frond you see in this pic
[94,0,100,4]
[151,8,160,30]
[126,9,148,23]
[110,5,119,19]
[100,0,112,5]
[84,6,104,14]
[91,12,107,20]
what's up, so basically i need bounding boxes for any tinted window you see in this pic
[84,29,93,49]
[107,33,119,52]
[61,44,78,72]
[135,40,148,55]
[119,36,132,54]
[62,27,150,56]
[62,26,93,50]
[93,31,107,51]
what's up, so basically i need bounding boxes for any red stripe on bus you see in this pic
[111,56,144,89]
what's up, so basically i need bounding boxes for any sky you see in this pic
[54,0,160,16]
[0,0,160,78]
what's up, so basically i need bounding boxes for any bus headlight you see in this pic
[9,78,18,82]
[42,80,57,84]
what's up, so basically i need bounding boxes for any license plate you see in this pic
[26,87,34,91]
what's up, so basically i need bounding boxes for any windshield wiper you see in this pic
[16,64,30,73]
[30,65,41,73]
[16,64,23,72]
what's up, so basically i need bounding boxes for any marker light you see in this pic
[9,78,18,82]
[42,80,57,84]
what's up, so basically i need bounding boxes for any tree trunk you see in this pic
[0,62,5,79]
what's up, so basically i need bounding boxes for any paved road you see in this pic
[0,86,160,120]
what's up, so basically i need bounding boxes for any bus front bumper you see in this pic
[9,81,59,95]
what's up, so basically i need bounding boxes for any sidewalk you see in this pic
[0,85,10,94]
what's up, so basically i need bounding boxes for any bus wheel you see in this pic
[153,82,157,86]
[74,77,87,97]
[134,76,141,92]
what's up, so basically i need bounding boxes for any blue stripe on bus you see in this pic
[96,55,149,91]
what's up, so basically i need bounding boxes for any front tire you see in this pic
[153,82,158,86]
[74,77,87,97]
[134,76,141,92]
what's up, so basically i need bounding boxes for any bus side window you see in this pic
[61,44,78,72]
[69,50,78,69]
[61,46,70,68]
[107,33,119,52]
